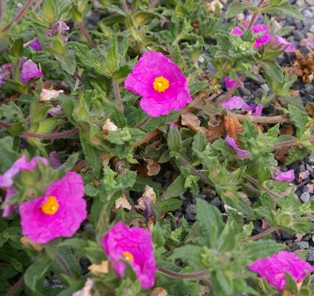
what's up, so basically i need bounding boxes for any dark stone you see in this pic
[280,230,295,240]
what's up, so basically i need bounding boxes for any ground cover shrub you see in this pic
[1,0,314,295]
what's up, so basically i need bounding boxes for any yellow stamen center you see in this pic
[153,76,170,92]
[123,251,134,261]
[41,196,59,215]
[252,41,256,47]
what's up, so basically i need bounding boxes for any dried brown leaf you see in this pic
[181,112,201,129]
[150,287,168,296]
[143,157,161,176]
[88,261,109,275]
[20,236,43,252]
[223,115,243,145]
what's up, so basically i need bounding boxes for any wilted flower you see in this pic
[39,89,64,102]
[224,76,240,90]
[73,278,94,296]
[20,60,44,84]
[231,24,272,49]
[226,135,250,158]
[20,171,87,243]
[29,38,43,51]
[221,96,263,116]
[249,251,314,290]
[102,221,157,289]
[273,35,296,52]
[124,52,193,117]
[275,169,295,182]
[1,155,49,217]
[47,21,70,41]
[0,63,12,87]
[47,105,62,117]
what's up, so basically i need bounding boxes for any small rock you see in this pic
[253,88,264,98]
[310,24,314,34]
[304,84,314,95]
[305,0,314,6]
[293,30,305,41]
[305,155,314,165]
[186,204,196,215]
[296,0,305,7]
[260,83,269,92]
[280,230,295,240]
[302,9,314,19]
[210,196,222,207]
[294,241,310,249]
[300,192,311,203]
[306,251,314,262]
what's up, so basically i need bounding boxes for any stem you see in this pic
[178,156,215,188]
[273,134,314,148]
[241,226,278,242]
[0,121,79,139]
[113,80,124,114]
[131,130,159,147]
[78,21,95,48]
[158,267,209,279]
[215,74,246,105]
[228,112,291,124]
[135,115,151,129]
[5,276,24,296]
[121,0,128,13]
[1,0,33,33]
[149,0,160,9]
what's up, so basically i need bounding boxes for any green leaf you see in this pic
[0,137,19,173]
[51,247,81,282]
[288,105,309,139]
[104,35,119,74]
[42,0,57,23]
[79,131,102,178]
[259,60,284,82]
[196,199,224,247]
[168,245,204,267]
[116,171,137,189]
[284,147,308,165]
[242,240,285,261]
[165,174,186,198]
[55,52,77,75]
[71,42,96,68]
[167,127,183,154]
[140,111,180,132]
[159,198,182,212]
[260,1,304,20]
[24,257,52,291]
[284,271,299,294]
[225,2,248,18]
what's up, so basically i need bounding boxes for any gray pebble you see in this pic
[304,84,314,95]
[185,204,196,215]
[210,196,222,207]
[305,0,314,6]
[305,155,314,165]
[296,0,305,7]
[302,9,314,19]
[293,30,305,41]
[300,192,311,203]
[280,230,295,240]
[294,241,310,249]
[253,88,264,98]
[306,251,314,262]
[260,83,269,92]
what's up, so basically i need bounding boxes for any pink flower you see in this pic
[20,60,44,84]
[273,35,296,52]
[231,24,272,49]
[221,96,263,116]
[1,155,49,217]
[275,169,295,182]
[29,38,43,51]
[102,221,157,289]
[249,251,314,290]
[224,76,239,90]
[20,171,87,243]
[124,52,193,117]
[0,155,48,188]
[226,136,250,158]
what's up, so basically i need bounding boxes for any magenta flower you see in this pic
[0,63,12,87]
[1,155,48,217]
[249,251,314,290]
[275,169,295,182]
[226,136,250,158]
[124,52,193,117]
[20,171,86,243]
[29,38,43,51]
[221,96,263,116]
[20,60,44,84]
[273,35,296,53]
[0,155,48,188]
[224,76,239,90]
[231,24,272,49]
[102,221,157,289]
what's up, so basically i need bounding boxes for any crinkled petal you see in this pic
[125,52,192,117]
[224,76,239,90]
[249,251,314,291]
[226,136,250,158]
[254,34,272,48]
[20,60,44,84]
[102,221,157,289]
[231,26,243,36]
[2,187,17,217]
[275,169,295,182]
[20,171,86,243]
